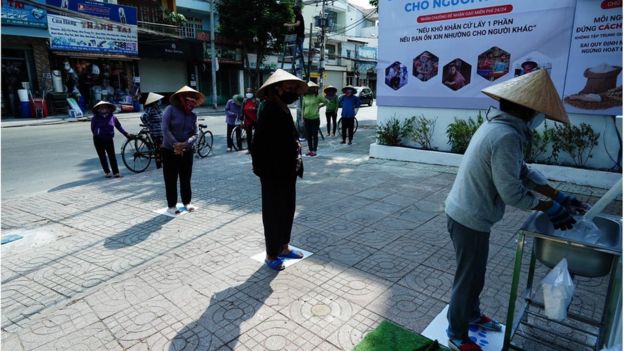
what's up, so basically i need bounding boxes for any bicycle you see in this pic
[231,119,252,152]
[195,120,214,158]
[121,124,156,173]
[337,117,359,136]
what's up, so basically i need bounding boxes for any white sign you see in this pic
[562,0,622,116]
[48,14,138,55]
[377,0,576,109]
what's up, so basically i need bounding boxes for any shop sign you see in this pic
[247,54,278,70]
[357,47,377,61]
[140,40,194,58]
[2,0,48,28]
[562,0,622,115]
[48,14,138,54]
[46,0,137,25]
[377,0,576,110]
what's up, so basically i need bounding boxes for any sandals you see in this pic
[448,337,482,351]
[278,249,304,259]
[470,314,502,332]
[265,258,285,271]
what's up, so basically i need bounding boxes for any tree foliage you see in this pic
[217,0,293,86]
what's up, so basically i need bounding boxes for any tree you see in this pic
[217,0,294,88]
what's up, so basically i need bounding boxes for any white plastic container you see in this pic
[52,70,64,92]
[17,89,29,102]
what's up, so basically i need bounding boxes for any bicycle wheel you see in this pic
[196,130,214,158]
[231,126,248,151]
[122,137,152,173]
[337,117,359,137]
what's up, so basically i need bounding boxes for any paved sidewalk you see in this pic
[1,127,620,350]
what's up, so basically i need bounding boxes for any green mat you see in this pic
[353,320,449,351]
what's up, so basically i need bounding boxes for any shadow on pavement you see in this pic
[104,215,174,249]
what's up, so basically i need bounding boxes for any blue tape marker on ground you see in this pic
[1,234,23,245]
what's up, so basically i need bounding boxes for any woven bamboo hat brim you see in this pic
[257,69,307,99]
[324,85,337,93]
[342,85,357,94]
[145,92,164,106]
[481,69,569,123]
[93,101,115,112]
[307,81,319,88]
[169,85,206,106]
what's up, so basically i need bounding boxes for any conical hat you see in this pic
[93,100,115,112]
[169,85,206,106]
[145,92,164,106]
[323,85,337,93]
[342,85,357,94]
[481,69,568,123]
[307,81,319,88]
[257,69,307,99]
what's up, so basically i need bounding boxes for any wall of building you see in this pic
[377,105,622,171]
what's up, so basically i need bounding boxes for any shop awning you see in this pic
[1,26,49,39]
[51,51,140,61]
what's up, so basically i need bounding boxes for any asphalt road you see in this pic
[1,103,378,199]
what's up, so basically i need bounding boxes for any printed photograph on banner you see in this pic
[442,59,471,91]
[385,61,408,91]
[562,0,622,115]
[412,51,439,82]
[377,0,576,109]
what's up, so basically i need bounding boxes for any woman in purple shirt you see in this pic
[90,101,133,178]
[161,86,204,216]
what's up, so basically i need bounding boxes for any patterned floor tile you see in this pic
[319,267,392,308]
[354,251,418,283]
[326,308,386,350]
[315,239,376,267]
[397,265,454,303]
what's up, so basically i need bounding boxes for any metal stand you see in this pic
[503,228,621,350]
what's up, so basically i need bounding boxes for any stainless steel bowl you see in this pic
[523,212,622,277]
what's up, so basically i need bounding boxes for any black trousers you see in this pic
[161,148,193,208]
[152,136,163,169]
[341,117,355,142]
[446,215,490,339]
[304,118,320,152]
[227,124,241,149]
[93,137,119,174]
[326,111,337,135]
[245,124,254,150]
[261,177,296,257]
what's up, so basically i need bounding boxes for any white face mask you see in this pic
[527,113,545,129]
[245,93,253,99]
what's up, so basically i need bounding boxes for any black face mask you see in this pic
[279,91,299,104]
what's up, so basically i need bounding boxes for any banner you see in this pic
[2,0,47,28]
[563,0,622,115]
[48,14,138,54]
[377,0,576,110]
[46,0,137,25]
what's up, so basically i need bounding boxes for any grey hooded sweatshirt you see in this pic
[444,109,540,232]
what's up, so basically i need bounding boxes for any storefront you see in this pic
[1,1,50,117]
[201,43,243,104]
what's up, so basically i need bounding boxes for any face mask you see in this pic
[245,93,253,99]
[527,113,545,129]
[280,91,299,104]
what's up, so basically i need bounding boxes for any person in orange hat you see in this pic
[444,69,589,351]
[251,69,308,271]
[161,86,205,215]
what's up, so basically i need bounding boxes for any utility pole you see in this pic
[318,0,326,92]
[210,0,218,109]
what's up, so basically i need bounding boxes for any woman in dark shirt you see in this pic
[161,86,204,216]
[90,101,133,178]
[251,69,307,271]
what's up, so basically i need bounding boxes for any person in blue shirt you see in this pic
[338,86,360,145]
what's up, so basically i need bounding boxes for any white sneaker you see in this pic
[184,204,196,212]
[166,207,180,215]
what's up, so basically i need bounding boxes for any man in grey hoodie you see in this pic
[444,70,589,351]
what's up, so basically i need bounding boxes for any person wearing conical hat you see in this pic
[444,69,588,351]
[323,85,339,136]
[90,101,134,178]
[225,94,243,152]
[161,85,205,215]
[140,92,165,169]
[302,81,325,156]
[338,85,361,145]
[250,69,308,271]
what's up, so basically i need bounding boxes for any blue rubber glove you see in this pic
[555,191,589,215]
[546,201,576,231]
